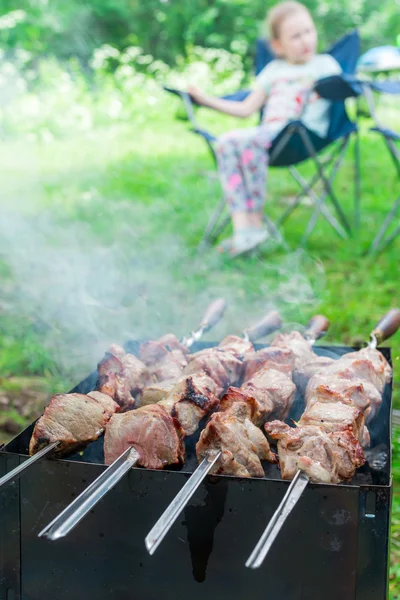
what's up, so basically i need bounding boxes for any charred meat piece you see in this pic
[97,347,152,411]
[305,374,380,422]
[29,392,119,457]
[243,346,295,381]
[104,404,185,468]
[217,335,254,358]
[159,374,220,436]
[244,367,296,421]
[299,401,365,444]
[138,379,177,407]
[271,331,315,369]
[292,356,335,393]
[196,402,276,478]
[220,387,266,426]
[265,421,365,484]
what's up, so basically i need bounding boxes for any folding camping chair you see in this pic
[164,30,361,249]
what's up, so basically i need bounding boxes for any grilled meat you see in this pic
[196,402,276,478]
[139,334,189,366]
[30,392,119,457]
[97,346,152,411]
[218,335,254,358]
[220,387,268,426]
[138,379,177,407]
[182,352,230,391]
[271,331,315,369]
[305,374,380,421]
[326,356,386,395]
[104,404,185,468]
[244,367,296,421]
[187,347,243,386]
[265,421,365,483]
[340,347,392,388]
[243,346,295,381]
[292,356,335,393]
[159,374,220,436]
[299,401,365,444]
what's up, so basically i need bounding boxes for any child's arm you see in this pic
[187,85,267,118]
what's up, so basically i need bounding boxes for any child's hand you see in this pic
[187,85,209,105]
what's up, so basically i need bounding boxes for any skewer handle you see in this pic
[145,451,221,555]
[243,311,282,342]
[371,309,400,345]
[38,447,138,541]
[304,314,330,342]
[199,298,227,332]
[245,470,309,569]
[0,441,59,489]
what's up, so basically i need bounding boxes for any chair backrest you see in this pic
[255,30,360,145]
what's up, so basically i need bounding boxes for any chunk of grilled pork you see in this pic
[104,404,185,468]
[29,392,119,457]
[97,345,153,411]
[305,374,382,422]
[264,421,365,484]
[243,346,295,381]
[299,400,365,445]
[270,331,315,369]
[158,374,220,436]
[196,402,276,478]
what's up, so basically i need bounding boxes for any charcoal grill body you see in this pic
[0,344,393,600]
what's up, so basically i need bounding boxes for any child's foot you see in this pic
[217,227,269,257]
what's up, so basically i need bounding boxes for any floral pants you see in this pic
[215,126,275,214]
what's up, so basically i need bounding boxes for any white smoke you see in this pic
[0,196,325,383]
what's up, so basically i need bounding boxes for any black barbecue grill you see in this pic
[0,342,393,600]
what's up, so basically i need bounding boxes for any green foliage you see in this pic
[0,0,398,69]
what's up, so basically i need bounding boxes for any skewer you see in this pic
[0,298,227,491]
[0,441,59,488]
[38,309,282,541]
[39,447,139,540]
[145,452,221,555]
[245,308,400,570]
[144,314,328,556]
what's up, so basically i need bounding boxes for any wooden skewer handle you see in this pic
[244,311,282,342]
[372,309,400,344]
[305,314,330,341]
[199,298,227,331]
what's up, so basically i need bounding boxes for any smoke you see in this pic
[0,197,325,382]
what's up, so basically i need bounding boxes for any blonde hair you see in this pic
[266,1,312,40]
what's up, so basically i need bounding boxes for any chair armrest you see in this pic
[314,74,362,101]
[163,86,199,126]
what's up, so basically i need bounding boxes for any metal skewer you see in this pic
[145,452,221,554]
[246,308,400,570]
[0,441,60,488]
[38,307,280,542]
[0,299,227,491]
[39,447,139,540]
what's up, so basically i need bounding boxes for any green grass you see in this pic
[0,105,400,595]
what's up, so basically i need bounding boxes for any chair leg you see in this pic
[353,129,361,231]
[262,215,290,250]
[299,128,351,236]
[367,196,400,255]
[199,197,228,249]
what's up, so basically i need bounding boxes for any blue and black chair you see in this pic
[164,30,361,249]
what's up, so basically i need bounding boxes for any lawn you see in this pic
[0,102,399,595]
